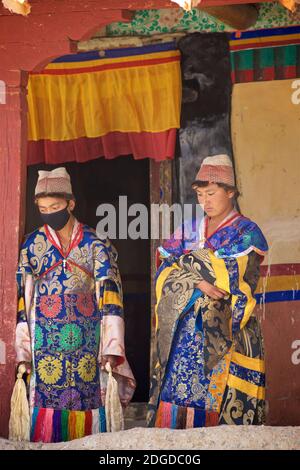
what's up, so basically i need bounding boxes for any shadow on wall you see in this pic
[177,32,233,206]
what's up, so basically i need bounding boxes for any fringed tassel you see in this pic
[161,401,172,428]
[32,408,46,442]
[171,404,178,429]
[99,406,106,433]
[68,411,77,441]
[186,407,195,429]
[92,408,99,435]
[31,407,106,442]
[154,401,163,427]
[52,410,62,443]
[104,362,123,432]
[75,411,85,439]
[30,407,39,441]
[43,409,54,442]
[9,364,30,441]
[155,401,219,429]
[193,408,206,427]
[84,410,92,436]
[61,409,69,442]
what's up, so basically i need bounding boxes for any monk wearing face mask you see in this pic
[15,167,135,442]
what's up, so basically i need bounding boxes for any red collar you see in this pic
[44,222,84,259]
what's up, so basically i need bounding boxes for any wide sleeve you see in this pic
[208,249,262,338]
[155,220,190,282]
[93,239,125,366]
[93,238,136,406]
[15,243,34,364]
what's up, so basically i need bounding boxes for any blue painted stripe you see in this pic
[255,290,300,303]
[52,41,177,64]
[230,25,300,41]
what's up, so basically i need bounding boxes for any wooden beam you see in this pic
[0,0,278,16]
[0,69,28,438]
[279,0,298,12]
[201,4,259,30]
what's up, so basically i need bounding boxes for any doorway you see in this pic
[26,155,151,402]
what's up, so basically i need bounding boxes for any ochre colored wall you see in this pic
[232,78,300,425]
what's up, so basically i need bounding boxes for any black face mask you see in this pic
[40,205,70,231]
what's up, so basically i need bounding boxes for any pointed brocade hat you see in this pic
[192,154,235,187]
[35,167,73,196]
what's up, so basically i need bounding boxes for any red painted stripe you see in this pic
[238,69,254,82]
[230,38,300,51]
[29,56,180,76]
[284,65,297,79]
[260,264,300,276]
[261,66,275,81]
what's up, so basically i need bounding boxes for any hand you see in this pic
[101,355,119,370]
[16,361,31,375]
[195,279,228,300]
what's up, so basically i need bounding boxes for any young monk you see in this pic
[148,154,268,428]
[16,167,135,442]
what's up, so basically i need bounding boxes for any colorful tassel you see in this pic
[31,407,108,442]
[43,408,54,442]
[30,407,39,441]
[68,411,77,441]
[193,408,206,428]
[92,408,99,435]
[52,410,62,442]
[171,404,178,429]
[61,409,69,442]
[155,402,163,427]
[84,410,92,436]
[32,408,46,442]
[186,406,194,428]
[161,401,172,428]
[99,406,106,433]
[205,410,219,427]
[176,405,187,428]
[75,411,85,439]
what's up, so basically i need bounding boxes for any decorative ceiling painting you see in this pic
[107,2,300,36]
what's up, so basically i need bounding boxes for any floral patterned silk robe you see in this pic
[15,219,136,442]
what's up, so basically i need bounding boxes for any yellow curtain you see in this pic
[27,47,182,142]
